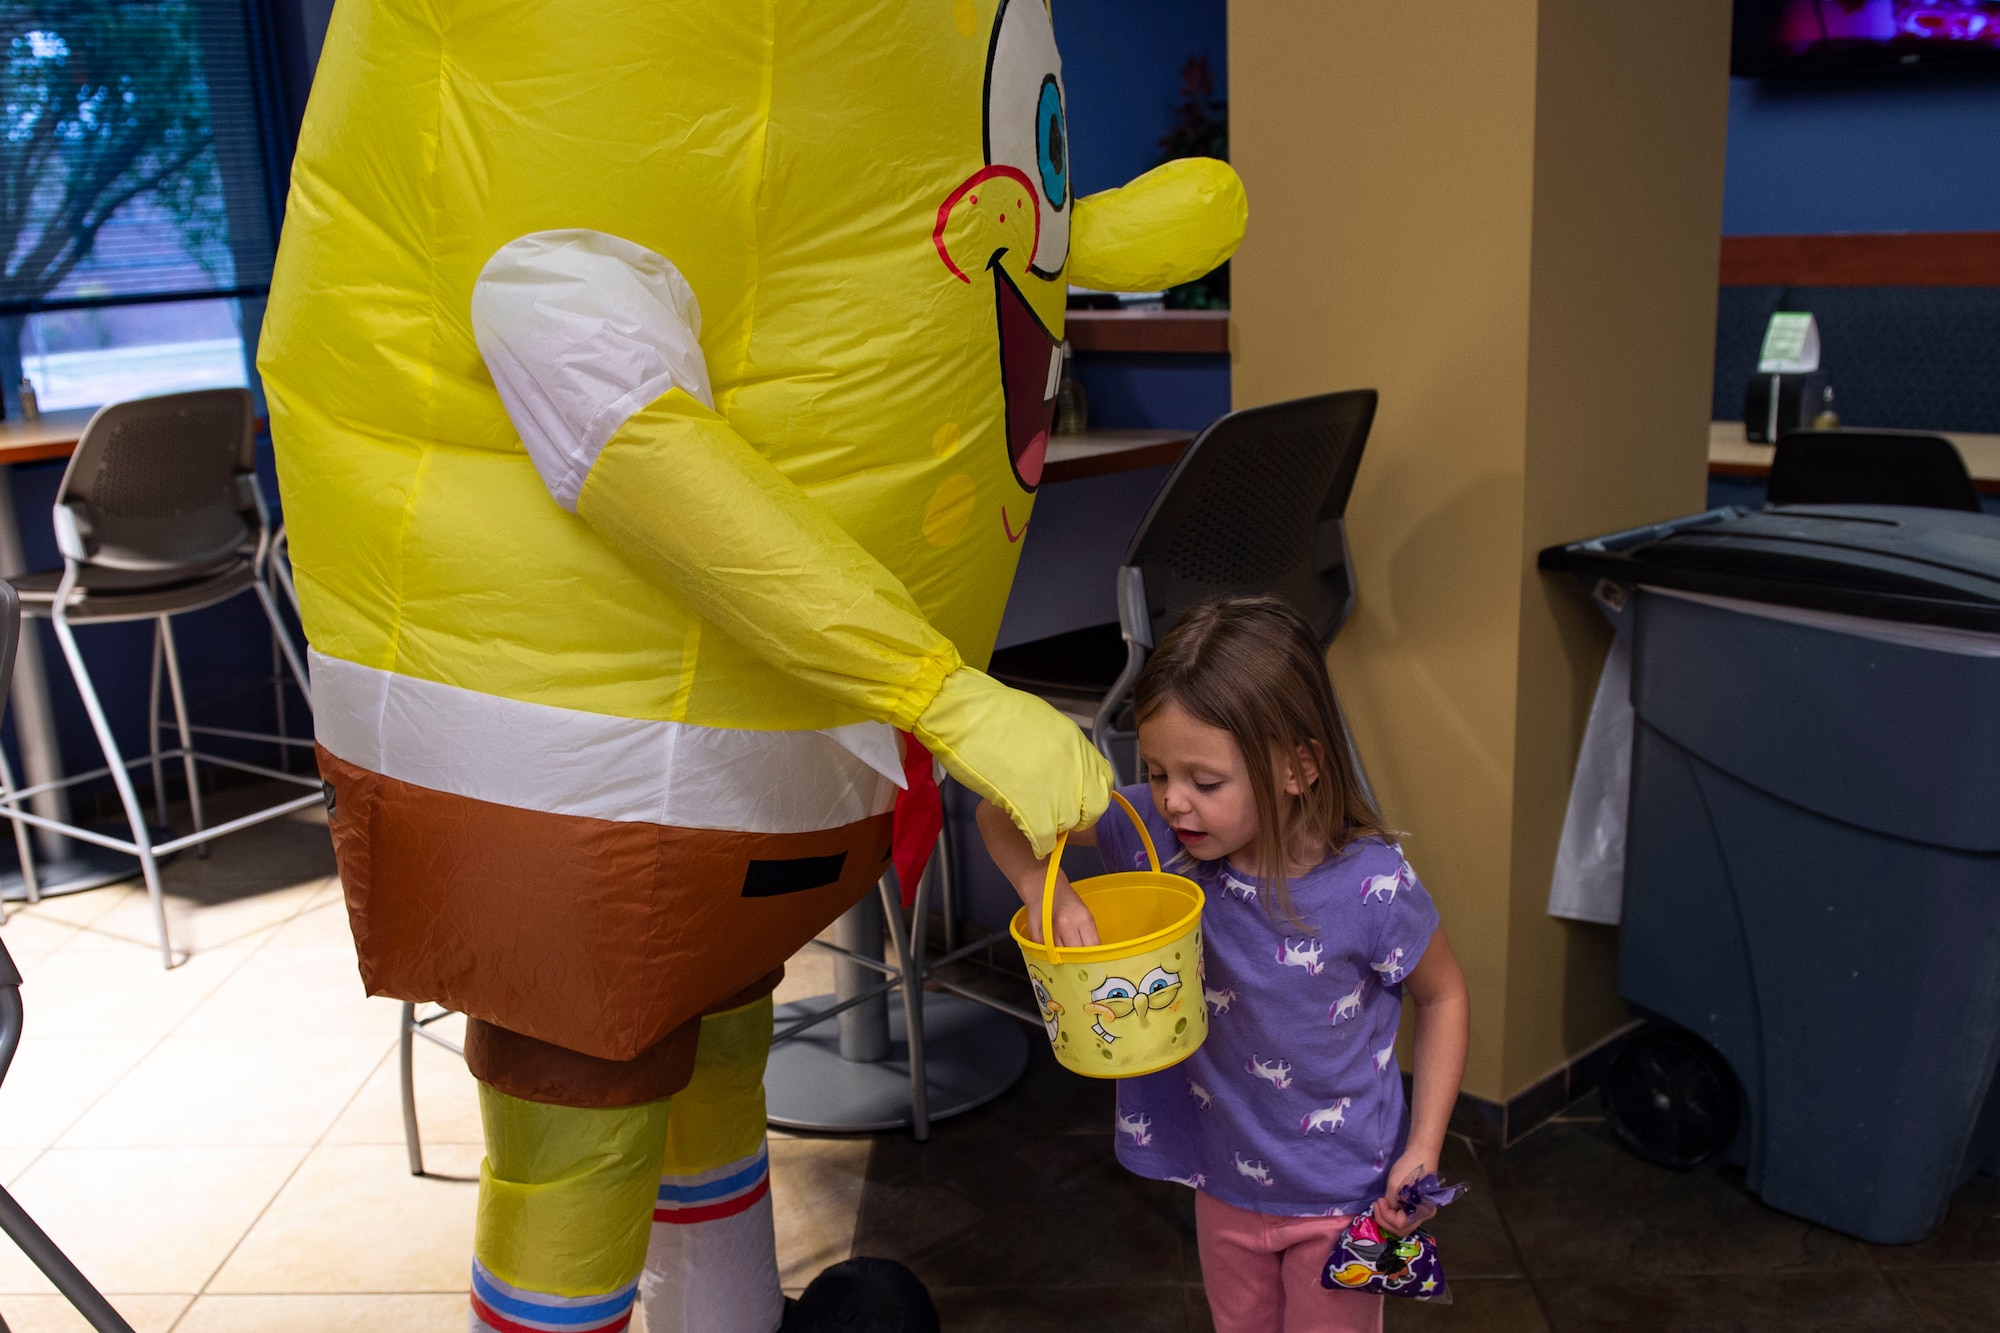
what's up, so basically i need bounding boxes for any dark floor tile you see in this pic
[1429,1137,1525,1279]
[1537,1271,1916,1333]
[855,1130,1194,1292]
[925,1027,1117,1140]
[929,1284,1196,1332]
[1883,1263,2000,1332]
[1484,1121,1865,1278]
[1869,1174,2000,1268]
[1384,1278,1549,1331]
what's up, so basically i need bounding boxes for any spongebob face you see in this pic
[1028,967,1064,1043]
[1084,965,1184,1044]
[935,0,1071,519]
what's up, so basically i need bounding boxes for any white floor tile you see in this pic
[174,1293,467,1333]
[175,945,389,1039]
[59,1033,391,1150]
[0,1036,155,1151]
[207,1142,482,1294]
[324,1018,480,1149]
[0,1146,305,1294]
[15,946,252,1040]
[0,1293,189,1332]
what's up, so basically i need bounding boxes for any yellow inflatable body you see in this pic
[262,2,1242,1327]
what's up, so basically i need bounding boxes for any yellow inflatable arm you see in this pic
[578,393,961,731]
[1067,157,1248,294]
[471,229,1108,854]
[579,395,1109,857]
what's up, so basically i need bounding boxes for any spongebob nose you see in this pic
[934,164,1042,282]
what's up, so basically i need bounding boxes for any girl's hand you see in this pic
[1370,1150,1441,1237]
[1019,870,1101,948]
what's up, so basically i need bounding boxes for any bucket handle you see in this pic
[1040,790,1158,960]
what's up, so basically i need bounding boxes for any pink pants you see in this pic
[1195,1191,1385,1333]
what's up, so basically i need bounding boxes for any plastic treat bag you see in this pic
[1320,1171,1467,1303]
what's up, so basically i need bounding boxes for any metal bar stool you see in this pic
[0,391,321,967]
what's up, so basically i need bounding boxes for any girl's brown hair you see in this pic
[1133,595,1390,932]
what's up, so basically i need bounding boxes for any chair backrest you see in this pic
[1121,389,1377,648]
[52,388,260,573]
[1768,429,1981,513]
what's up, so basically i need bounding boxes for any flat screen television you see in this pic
[1733,0,2000,76]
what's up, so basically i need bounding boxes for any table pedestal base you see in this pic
[0,843,143,902]
[765,992,1028,1133]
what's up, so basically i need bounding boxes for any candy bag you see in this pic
[1319,1172,1466,1303]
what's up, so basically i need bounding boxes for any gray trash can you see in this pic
[1541,503,2000,1244]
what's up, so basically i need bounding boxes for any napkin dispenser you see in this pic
[1743,311,1829,443]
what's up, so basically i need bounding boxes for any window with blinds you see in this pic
[1,1,287,411]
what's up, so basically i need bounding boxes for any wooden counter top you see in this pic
[0,408,99,465]
[1709,420,2000,495]
[1063,309,1228,355]
[1043,428,1191,483]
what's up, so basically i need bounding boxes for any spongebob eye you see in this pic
[1091,976,1136,1003]
[1035,77,1067,209]
[983,0,1070,275]
[1140,966,1180,996]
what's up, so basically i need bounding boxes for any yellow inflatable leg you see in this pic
[470,1087,669,1333]
[643,996,783,1333]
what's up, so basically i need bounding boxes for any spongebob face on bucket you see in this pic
[1028,967,1064,1043]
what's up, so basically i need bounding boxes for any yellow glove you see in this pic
[913,666,1112,860]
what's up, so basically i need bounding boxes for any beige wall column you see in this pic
[1230,2,1732,1103]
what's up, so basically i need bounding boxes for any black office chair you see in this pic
[1768,430,1981,512]
[994,389,1377,783]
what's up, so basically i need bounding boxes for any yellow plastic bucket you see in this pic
[1009,791,1208,1078]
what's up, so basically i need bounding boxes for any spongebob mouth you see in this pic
[991,258,1059,492]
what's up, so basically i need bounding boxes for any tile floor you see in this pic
[0,790,1995,1331]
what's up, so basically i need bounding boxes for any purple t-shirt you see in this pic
[1098,784,1439,1216]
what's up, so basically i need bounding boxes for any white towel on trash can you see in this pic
[1548,631,1633,926]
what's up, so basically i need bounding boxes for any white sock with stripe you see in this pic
[640,1142,783,1333]
[467,1259,638,1333]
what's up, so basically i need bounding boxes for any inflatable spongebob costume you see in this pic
[261,2,1243,1328]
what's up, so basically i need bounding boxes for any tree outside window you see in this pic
[1,1,253,415]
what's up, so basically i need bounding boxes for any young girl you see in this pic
[977,596,1470,1332]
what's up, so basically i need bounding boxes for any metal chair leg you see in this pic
[400,1001,425,1177]
[0,746,39,907]
[156,617,206,857]
[938,788,958,956]
[253,579,312,710]
[50,614,175,969]
[879,873,930,1143]
[147,620,167,828]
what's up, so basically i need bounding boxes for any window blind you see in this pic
[0,1,282,317]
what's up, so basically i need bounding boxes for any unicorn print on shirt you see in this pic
[1372,946,1406,984]
[1234,1153,1275,1187]
[1247,1053,1294,1090]
[1116,1110,1154,1148]
[1360,862,1415,905]
[1205,986,1238,1015]
[1167,1171,1209,1189]
[1278,937,1325,975]
[1373,1043,1396,1074]
[1328,978,1365,1025]
[1187,1077,1214,1110]
[1301,1097,1352,1134]
[1222,871,1259,904]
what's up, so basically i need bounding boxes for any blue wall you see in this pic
[1054,0,1227,198]
[1723,75,2000,235]
[1056,2,1233,433]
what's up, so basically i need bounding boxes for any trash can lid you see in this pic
[1538,505,2000,633]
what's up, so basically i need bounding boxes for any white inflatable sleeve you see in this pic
[471,229,714,510]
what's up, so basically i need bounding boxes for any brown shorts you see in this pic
[319,745,888,1077]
